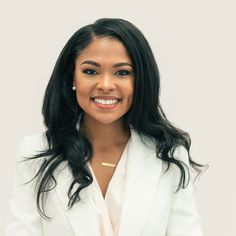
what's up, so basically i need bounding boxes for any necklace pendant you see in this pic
[101,162,117,168]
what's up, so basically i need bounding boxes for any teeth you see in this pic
[94,98,119,105]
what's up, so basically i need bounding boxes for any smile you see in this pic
[91,97,121,110]
[93,98,119,105]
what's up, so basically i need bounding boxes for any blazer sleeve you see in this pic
[166,146,204,236]
[4,136,43,236]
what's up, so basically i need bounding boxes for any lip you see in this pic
[91,97,121,110]
[91,96,121,100]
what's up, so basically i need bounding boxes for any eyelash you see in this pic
[82,69,131,77]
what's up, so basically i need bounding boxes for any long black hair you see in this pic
[27,18,205,219]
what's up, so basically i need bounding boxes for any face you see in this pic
[73,37,135,125]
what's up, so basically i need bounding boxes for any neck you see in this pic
[79,114,130,149]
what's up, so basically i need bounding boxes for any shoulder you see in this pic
[17,132,48,158]
[16,132,49,178]
[13,132,48,184]
[132,128,190,165]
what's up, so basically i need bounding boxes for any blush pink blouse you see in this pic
[87,138,130,236]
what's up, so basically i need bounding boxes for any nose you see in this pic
[96,73,115,92]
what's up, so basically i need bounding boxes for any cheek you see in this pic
[125,81,135,99]
[122,82,134,108]
[75,82,91,104]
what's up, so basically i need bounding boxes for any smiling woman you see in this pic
[4,18,205,236]
[73,37,135,126]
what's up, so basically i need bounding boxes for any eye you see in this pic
[115,70,130,76]
[82,69,98,75]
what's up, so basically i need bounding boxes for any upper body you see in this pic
[5,128,203,236]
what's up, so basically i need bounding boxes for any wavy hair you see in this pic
[27,18,205,219]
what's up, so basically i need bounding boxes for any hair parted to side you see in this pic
[26,18,206,219]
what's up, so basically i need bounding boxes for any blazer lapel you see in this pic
[118,128,162,236]
[54,162,100,236]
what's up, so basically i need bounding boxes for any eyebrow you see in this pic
[80,60,134,68]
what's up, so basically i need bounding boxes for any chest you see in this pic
[89,146,126,198]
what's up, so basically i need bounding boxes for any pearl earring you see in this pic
[72,86,76,91]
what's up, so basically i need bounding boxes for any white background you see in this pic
[0,0,235,235]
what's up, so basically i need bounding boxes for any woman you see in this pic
[5,18,204,236]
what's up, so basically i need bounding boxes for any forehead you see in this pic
[76,37,132,63]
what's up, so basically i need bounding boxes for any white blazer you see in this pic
[4,128,204,236]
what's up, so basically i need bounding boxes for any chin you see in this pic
[96,116,123,125]
[86,112,124,125]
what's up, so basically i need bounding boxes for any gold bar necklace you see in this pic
[101,162,117,168]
